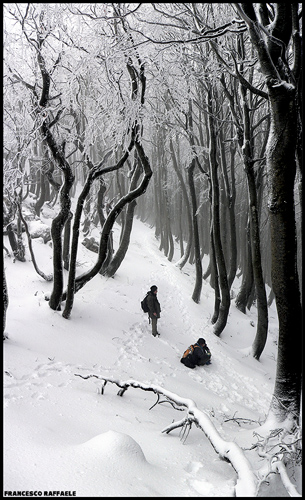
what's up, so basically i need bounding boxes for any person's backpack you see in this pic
[141,293,149,313]
[182,345,194,358]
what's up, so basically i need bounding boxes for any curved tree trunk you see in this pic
[187,100,202,303]
[169,138,193,270]
[62,141,152,309]
[62,170,95,318]
[207,88,230,335]
[16,201,52,281]
[187,158,202,303]
[103,156,142,278]
[44,125,75,311]
[30,24,75,311]
[104,200,136,277]
[62,139,136,318]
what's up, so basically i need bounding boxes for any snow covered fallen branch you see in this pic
[250,426,302,497]
[75,374,257,497]
[272,460,301,497]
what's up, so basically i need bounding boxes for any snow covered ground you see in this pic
[3,210,300,497]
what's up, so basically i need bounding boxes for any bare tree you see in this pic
[235,3,302,424]
[206,84,230,334]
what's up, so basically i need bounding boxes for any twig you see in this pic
[224,416,260,426]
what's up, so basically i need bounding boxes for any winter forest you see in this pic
[3,3,302,497]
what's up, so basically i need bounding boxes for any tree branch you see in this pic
[75,374,257,496]
[16,200,53,282]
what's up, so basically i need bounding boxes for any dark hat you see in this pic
[197,338,206,345]
[150,285,158,292]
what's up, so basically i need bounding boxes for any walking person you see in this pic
[146,285,161,337]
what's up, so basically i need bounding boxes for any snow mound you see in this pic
[79,430,147,464]
[73,431,160,496]
[27,220,51,242]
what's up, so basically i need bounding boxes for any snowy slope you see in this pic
[4,214,294,497]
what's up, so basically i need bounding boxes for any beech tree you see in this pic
[61,4,153,317]
[234,3,302,424]
[4,4,76,310]
[4,3,153,317]
[214,33,270,357]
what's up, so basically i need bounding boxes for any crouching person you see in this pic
[180,338,211,369]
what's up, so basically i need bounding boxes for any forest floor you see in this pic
[3,207,301,496]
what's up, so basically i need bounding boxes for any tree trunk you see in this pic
[227,140,238,289]
[6,224,18,259]
[3,261,9,339]
[44,125,75,311]
[62,141,152,306]
[96,177,114,272]
[48,178,74,310]
[63,211,73,271]
[62,172,95,318]
[176,190,185,258]
[166,214,174,262]
[239,2,302,423]
[207,88,230,335]
[218,131,238,290]
[187,158,202,303]
[62,138,136,318]
[16,201,52,281]
[35,168,46,217]
[103,155,142,277]
[239,83,268,360]
[6,210,25,263]
[235,218,253,313]
[210,225,220,324]
[267,288,274,307]
[267,83,302,422]
[187,100,202,303]
[169,138,193,270]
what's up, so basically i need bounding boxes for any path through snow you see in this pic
[4,217,281,496]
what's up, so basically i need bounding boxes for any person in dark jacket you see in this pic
[180,338,211,368]
[146,285,161,337]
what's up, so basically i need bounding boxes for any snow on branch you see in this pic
[75,374,257,497]
[272,460,301,497]
[249,426,302,497]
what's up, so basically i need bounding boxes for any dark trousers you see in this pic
[151,315,158,336]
